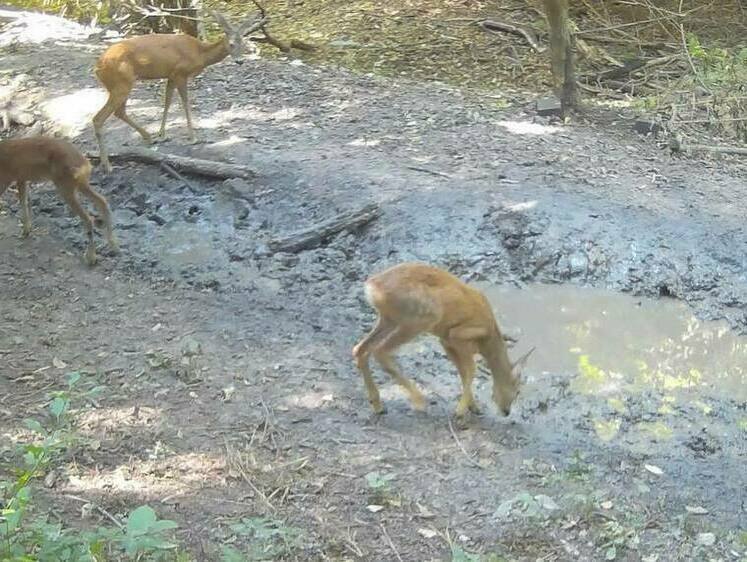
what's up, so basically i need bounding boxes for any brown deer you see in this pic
[352,263,533,417]
[92,10,267,173]
[0,136,118,265]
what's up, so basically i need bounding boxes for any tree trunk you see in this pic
[542,0,577,115]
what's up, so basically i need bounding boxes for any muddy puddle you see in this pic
[483,283,747,402]
[472,283,747,463]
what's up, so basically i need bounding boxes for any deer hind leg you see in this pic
[93,88,129,174]
[158,79,176,139]
[174,78,197,142]
[442,340,479,417]
[16,181,31,237]
[352,317,391,414]
[57,183,96,265]
[114,99,153,145]
[79,182,119,255]
[372,325,427,412]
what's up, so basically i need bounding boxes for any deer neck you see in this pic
[480,330,514,384]
[199,37,231,68]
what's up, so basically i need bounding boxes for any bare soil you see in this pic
[1,9,746,561]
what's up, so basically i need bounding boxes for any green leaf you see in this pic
[49,396,68,420]
[605,546,617,560]
[222,546,248,562]
[126,505,158,535]
[66,372,81,387]
[23,418,46,435]
[149,519,179,532]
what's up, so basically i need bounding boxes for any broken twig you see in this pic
[88,147,255,179]
[160,162,199,193]
[478,19,545,53]
[670,135,747,157]
[406,165,451,179]
[268,202,381,254]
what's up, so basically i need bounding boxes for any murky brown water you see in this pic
[480,283,747,403]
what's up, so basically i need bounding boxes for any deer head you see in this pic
[492,346,535,416]
[211,11,267,62]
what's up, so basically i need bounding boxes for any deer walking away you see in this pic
[0,136,118,265]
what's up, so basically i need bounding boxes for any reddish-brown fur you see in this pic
[92,11,265,173]
[0,136,118,265]
[352,263,532,417]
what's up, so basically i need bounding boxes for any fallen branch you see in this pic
[406,165,451,179]
[670,135,747,157]
[160,162,199,193]
[88,147,255,179]
[268,202,380,254]
[478,19,545,53]
[247,0,316,52]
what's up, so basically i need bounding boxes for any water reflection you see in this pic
[478,283,746,445]
[479,283,747,402]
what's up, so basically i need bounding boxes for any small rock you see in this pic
[644,464,664,476]
[696,532,716,546]
[685,505,709,515]
[536,96,562,117]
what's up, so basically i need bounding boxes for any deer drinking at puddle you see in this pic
[353,263,533,418]
[92,10,267,173]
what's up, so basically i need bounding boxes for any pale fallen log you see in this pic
[87,147,255,179]
[268,202,381,254]
[670,136,747,157]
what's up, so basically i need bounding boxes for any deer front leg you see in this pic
[442,339,479,417]
[158,79,176,139]
[175,78,198,143]
[16,182,32,237]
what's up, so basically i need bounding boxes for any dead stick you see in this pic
[88,147,255,179]
[380,523,404,562]
[160,162,199,193]
[446,413,482,469]
[478,19,545,53]
[670,136,747,156]
[268,202,380,254]
[64,494,124,530]
[406,165,451,179]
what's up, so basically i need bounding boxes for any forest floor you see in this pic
[1,6,746,562]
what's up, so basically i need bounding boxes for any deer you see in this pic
[92,10,267,173]
[352,263,534,418]
[0,136,119,265]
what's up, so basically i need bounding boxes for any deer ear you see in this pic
[212,11,233,32]
[511,346,535,376]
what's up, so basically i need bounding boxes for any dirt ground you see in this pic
[1,8,746,562]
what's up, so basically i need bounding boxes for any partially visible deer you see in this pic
[0,136,118,265]
[352,263,533,417]
[93,10,267,173]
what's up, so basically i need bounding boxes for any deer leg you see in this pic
[16,181,31,237]
[114,101,153,145]
[352,317,393,414]
[158,79,176,139]
[175,79,197,142]
[58,185,96,266]
[93,89,130,174]
[372,326,427,412]
[442,340,480,417]
[79,183,119,255]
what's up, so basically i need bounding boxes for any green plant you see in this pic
[121,505,179,558]
[0,373,181,560]
[598,519,641,560]
[364,471,394,492]
[226,517,304,561]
